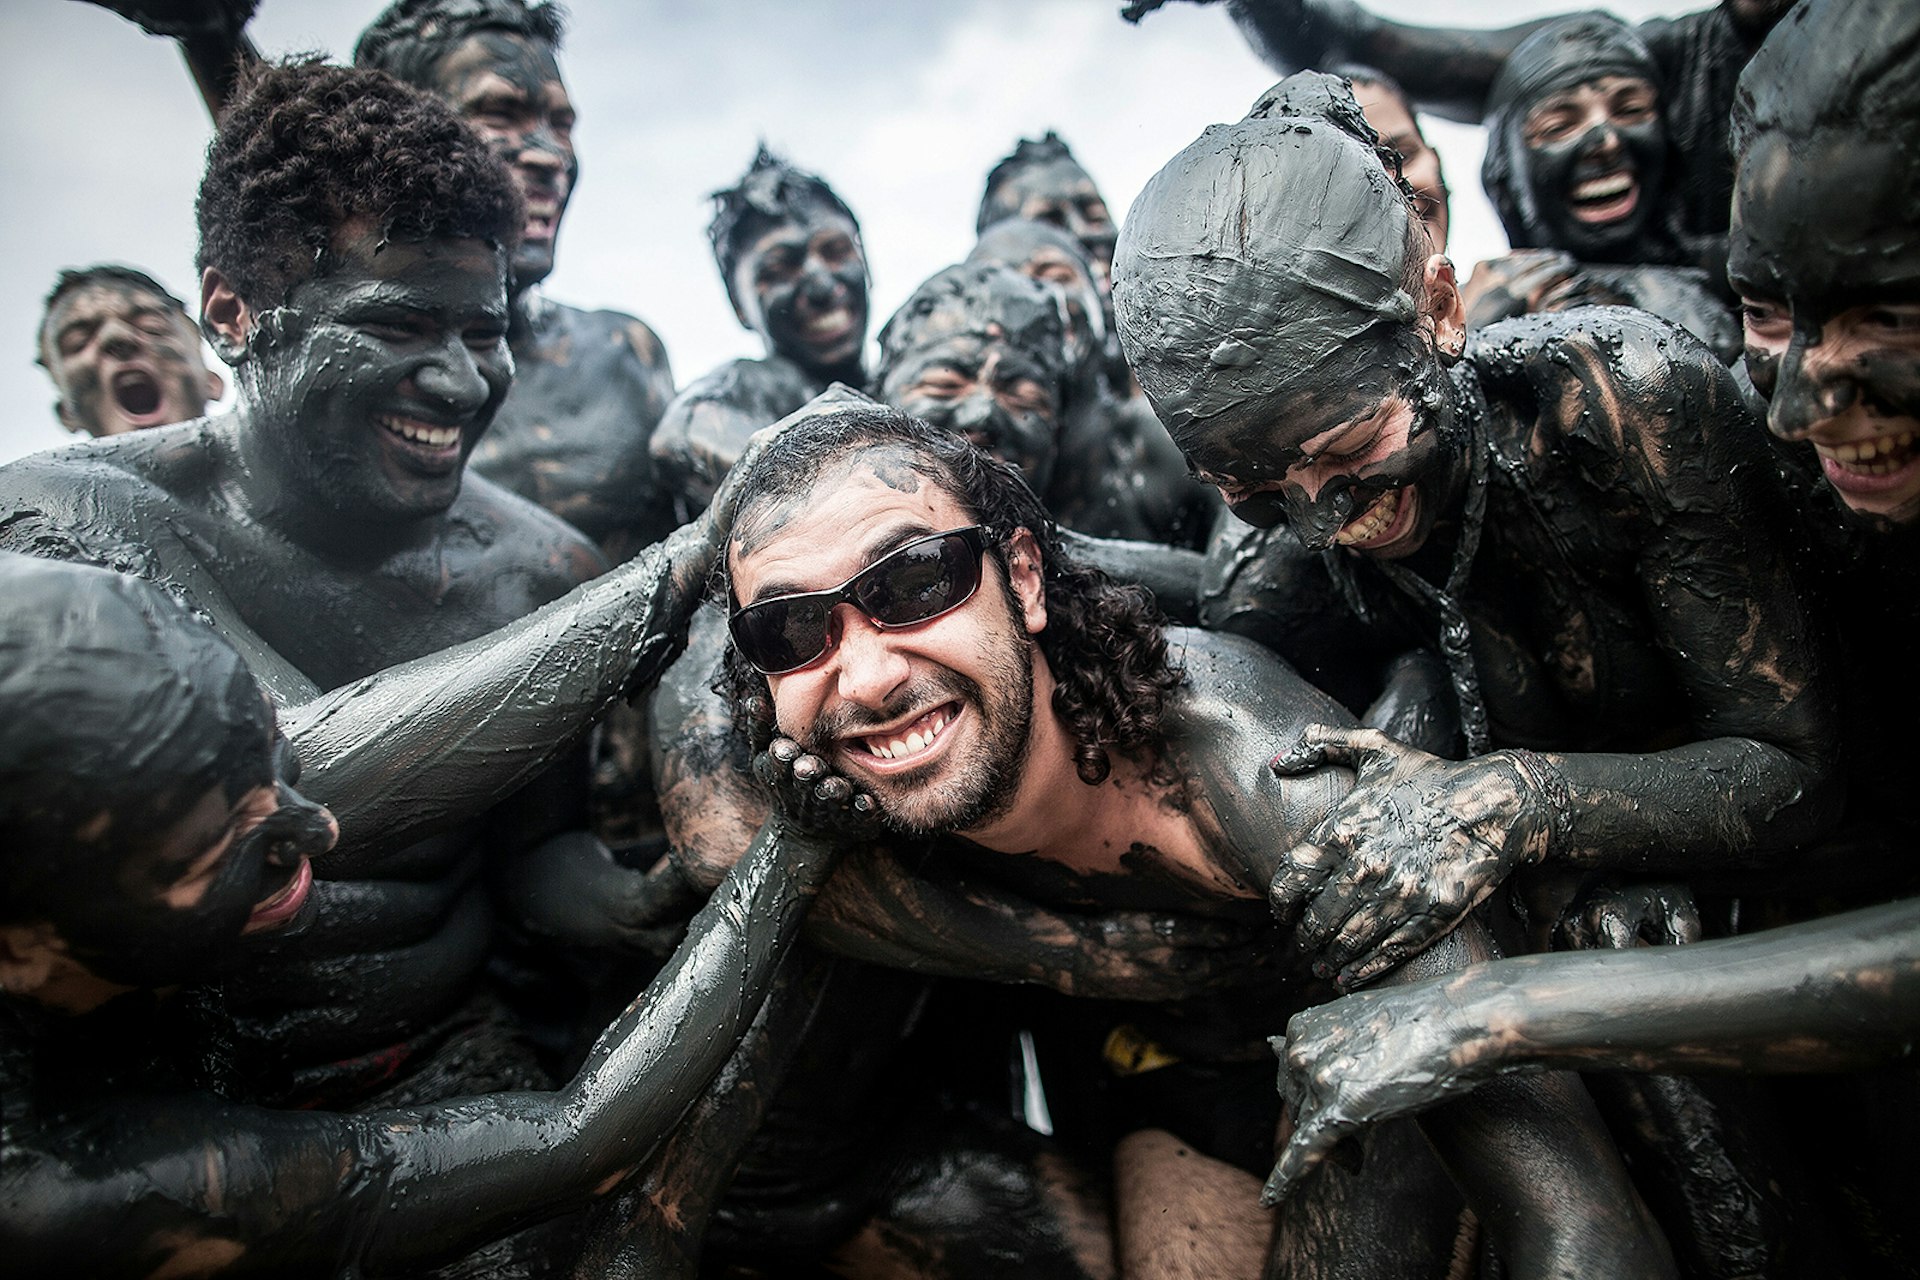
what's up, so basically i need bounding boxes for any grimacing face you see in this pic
[52,713,339,993]
[1519,74,1665,258]
[432,31,576,292]
[731,209,869,375]
[1732,130,1920,524]
[43,282,222,437]
[215,230,513,522]
[881,327,1062,493]
[728,454,1046,836]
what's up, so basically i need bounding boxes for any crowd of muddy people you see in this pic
[3,0,1916,1275]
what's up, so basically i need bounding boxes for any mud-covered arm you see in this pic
[1267,899,1920,1196]
[281,513,724,858]
[1,814,842,1279]
[81,0,262,117]
[1058,527,1204,623]
[1124,0,1556,123]
[649,359,816,515]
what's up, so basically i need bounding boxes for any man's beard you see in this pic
[802,630,1036,838]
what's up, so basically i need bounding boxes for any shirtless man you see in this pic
[671,394,1675,1278]
[354,0,678,561]
[1464,16,1739,361]
[0,63,732,1140]
[36,264,224,438]
[651,146,869,510]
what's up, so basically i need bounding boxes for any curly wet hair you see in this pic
[354,0,566,87]
[708,145,861,316]
[717,402,1183,787]
[195,59,523,307]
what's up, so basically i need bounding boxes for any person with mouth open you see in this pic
[35,263,225,439]
[1462,15,1741,363]
[1113,77,1841,1267]
[651,146,873,511]
[0,552,861,1279]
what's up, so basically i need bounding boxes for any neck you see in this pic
[508,283,541,352]
[956,651,1099,856]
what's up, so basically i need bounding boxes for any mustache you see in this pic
[802,674,982,748]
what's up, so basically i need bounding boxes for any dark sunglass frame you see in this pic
[729,525,990,675]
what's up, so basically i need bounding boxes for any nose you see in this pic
[1768,331,1858,440]
[830,607,911,709]
[406,337,492,417]
[1283,482,1357,552]
[267,783,339,864]
[98,318,142,360]
[1582,121,1624,161]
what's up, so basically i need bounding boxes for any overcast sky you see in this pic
[1,0,1692,465]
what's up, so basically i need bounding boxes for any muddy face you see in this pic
[43,282,219,437]
[1732,130,1920,523]
[231,230,513,521]
[432,31,575,292]
[1353,80,1450,252]
[985,157,1117,292]
[1517,75,1665,259]
[731,210,869,377]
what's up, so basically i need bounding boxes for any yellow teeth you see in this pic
[1822,430,1916,472]
[1334,489,1400,547]
[379,415,460,448]
[864,709,951,761]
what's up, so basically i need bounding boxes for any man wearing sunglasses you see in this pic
[673,393,1674,1278]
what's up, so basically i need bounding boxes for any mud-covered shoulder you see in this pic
[1161,625,1354,884]
[1468,306,1763,522]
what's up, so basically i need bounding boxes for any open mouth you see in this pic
[1816,430,1920,494]
[1333,486,1419,552]
[111,369,168,424]
[523,203,558,244]
[846,702,962,769]
[377,412,464,470]
[242,858,313,934]
[1568,169,1639,225]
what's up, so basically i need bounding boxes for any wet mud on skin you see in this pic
[1464,250,1740,364]
[1165,0,1791,241]
[1,812,849,1278]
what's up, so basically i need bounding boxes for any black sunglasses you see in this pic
[730,525,990,675]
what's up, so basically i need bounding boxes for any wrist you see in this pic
[1501,748,1570,865]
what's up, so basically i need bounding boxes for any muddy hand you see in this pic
[1556,879,1702,951]
[1270,727,1557,987]
[1264,983,1480,1205]
[754,735,882,838]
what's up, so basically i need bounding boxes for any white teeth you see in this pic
[380,415,460,448]
[1334,489,1400,547]
[863,709,950,761]
[1573,173,1633,201]
[804,308,850,337]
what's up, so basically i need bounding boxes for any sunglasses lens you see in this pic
[731,593,834,675]
[856,531,981,626]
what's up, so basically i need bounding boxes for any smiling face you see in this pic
[1517,74,1665,258]
[728,453,1048,836]
[880,328,1062,493]
[1732,130,1920,523]
[43,282,220,437]
[432,31,575,291]
[731,209,869,377]
[216,229,513,521]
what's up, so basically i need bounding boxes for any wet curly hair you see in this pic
[708,145,862,317]
[195,59,523,308]
[354,0,566,88]
[717,401,1183,786]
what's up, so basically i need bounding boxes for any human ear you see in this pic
[54,398,85,435]
[199,267,255,364]
[1005,527,1048,634]
[202,368,226,405]
[1421,253,1466,361]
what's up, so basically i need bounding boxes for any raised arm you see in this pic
[82,0,263,118]
[1124,0,1559,123]
[3,813,842,1279]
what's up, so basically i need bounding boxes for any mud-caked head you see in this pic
[1480,15,1671,264]
[1729,0,1920,526]
[1113,72,1467,560]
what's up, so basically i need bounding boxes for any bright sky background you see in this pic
[1,0,1693,465]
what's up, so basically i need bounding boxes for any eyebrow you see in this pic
[746,520,941,605]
